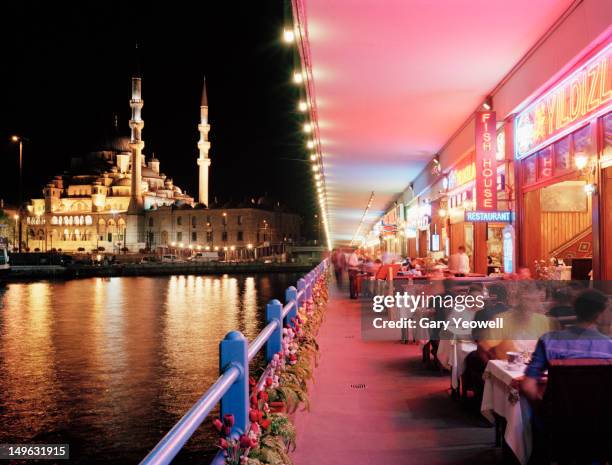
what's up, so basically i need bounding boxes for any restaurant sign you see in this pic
[515,43,612,158]
[465,210,513,222]
[475,111,497,210]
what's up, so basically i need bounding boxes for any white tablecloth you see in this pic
[481,360,533,465]
[437,339,477,389]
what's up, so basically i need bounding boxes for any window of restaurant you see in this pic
[514,44,612,279]
[519,125,595,280]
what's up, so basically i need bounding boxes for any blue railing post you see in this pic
[265,299,282,362]
[306,275,313,300]
[297,278,306,307]
[285,286,298,327]
[219,331,249,435]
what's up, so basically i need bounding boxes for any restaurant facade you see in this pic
[514,42,612,280]
[369,8,611,280]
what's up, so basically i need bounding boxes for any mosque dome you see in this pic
[142,166,161,178]
[96,135,132,153]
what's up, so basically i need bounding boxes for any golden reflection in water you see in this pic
[243,277,258,337]
[162,274,260,417]
[1,282,57,435]
[0,273,294,464]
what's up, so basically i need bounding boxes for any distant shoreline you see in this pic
[4,262,314,282]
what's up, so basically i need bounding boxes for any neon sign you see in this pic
[516,44,612,158]
[448,162,475,189]
[464,210,513,222]
[475,111,497,210]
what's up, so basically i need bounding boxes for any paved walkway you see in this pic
[292,284,499,465]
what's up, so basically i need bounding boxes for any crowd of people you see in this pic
[331,246,612,462]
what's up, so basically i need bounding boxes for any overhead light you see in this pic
[283,28,295,44]
[438,208,447,217]
[314,173,321,180]
[312,165,319,172]
[310,153,317,161]
[482,96,493,110]
[307,140,315,149]
[303,123,312,133]
[298,101,308,112]
[293,72,303,84]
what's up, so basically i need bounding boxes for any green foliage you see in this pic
[249,435,293,465]
[268,413,296,451]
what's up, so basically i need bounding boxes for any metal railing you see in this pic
[139,259,328,465]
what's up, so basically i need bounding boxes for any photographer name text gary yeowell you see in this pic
[370,292,504,330]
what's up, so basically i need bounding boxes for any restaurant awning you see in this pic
[293,0,575,245]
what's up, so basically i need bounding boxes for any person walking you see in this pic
[331,248,345,287]
[347,249,361,299]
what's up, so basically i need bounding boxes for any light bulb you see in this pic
[283,28,295,43]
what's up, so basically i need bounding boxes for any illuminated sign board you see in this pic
[475,111,497,210]
[464,210,513,222]
[448,161,475,190]
[515,44,612,158]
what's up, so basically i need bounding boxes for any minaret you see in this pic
[125,47,145,250]
[128,73,144,213]
[197,77,211,206]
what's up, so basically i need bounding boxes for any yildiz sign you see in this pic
[515,43,612,159]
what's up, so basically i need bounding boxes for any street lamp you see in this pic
[11,135,28,253]
[12,214,18,251]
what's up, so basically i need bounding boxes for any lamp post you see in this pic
[11,135,28,253]
[12,214,18,251]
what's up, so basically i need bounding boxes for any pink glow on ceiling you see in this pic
[300,0,575,244]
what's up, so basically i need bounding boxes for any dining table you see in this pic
[481,359,533,465]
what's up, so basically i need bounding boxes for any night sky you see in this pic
[0,1,316,234]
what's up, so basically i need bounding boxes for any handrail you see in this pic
[247,320,279,362]
[139,259,328,465]
[140,366,240,465]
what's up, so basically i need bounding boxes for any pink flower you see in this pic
[219,438,228,449]
[212,418,223,432]
[250,422,260,434]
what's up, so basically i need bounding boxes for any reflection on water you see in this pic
[0,273,298,465]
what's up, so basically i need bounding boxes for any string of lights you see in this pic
[350,191,375,247]
[282,1,332,251]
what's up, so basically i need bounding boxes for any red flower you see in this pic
[260,418,271,429]
[223,426,231,437]
[223,414,235,428]
[250,395,258,407]
[249,408,260,423]
[265,377,273,387]
[249,376,256,387]
[219,438,228,449]
[239,434,257,449]
[258,390,269,402]
[250,422,260,434]
[212,418,223,433]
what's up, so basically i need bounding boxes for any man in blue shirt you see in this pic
[522,289,612,402]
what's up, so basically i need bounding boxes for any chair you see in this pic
[366,264,400,296]
[542,358,612,464]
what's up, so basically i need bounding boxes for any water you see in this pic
[0,273,300,465]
